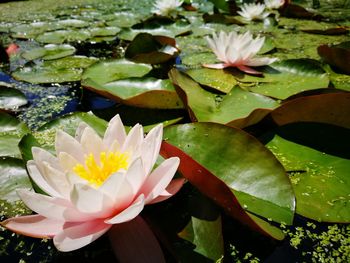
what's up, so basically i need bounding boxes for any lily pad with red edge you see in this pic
[169,69,279,127]
[125,33,179,64]
[246,59,330,100]
[318,41,350,75]
[269,92,350,129]
[83,77,183,109]
[162,122,295,227]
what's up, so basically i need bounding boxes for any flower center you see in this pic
[73,151,129,187]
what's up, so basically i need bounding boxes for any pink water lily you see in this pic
[204,31,277,74]
[1,115,183,252]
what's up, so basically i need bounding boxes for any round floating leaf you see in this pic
[0,112,29,158]
[247,59,330,100]
[270,93,350,129]
[36,29,90,44]
[57,19,89,28]
[107,12,141,28]
[318,42,350,75]
[170,69,279,127]
[12,67,82,84]
[10,22,59,39]
[82,59,152,85]
[186,68,237,94]
[22,44,76,61]
[89,27,120,37]
[0,86,27,111]
[0,157,32,217]
[118,20,191,41]
[84,77,183,109]
[125,33,179,64]
[266,134,350,223]
[162,123,295,225]
[43,55,98,70]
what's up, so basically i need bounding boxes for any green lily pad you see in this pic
[57,19,89,28]
[22,44,76,61]
[246,59,330,100]
[0,157,32,218]
[163,122,295,225]
[179,216,224,261]
[36,30,90,44]
[10,22,59,39]
[84,77,183,109]
[43,55,98,69]
[82,59,152,85]
[118,20,191,41]
[186,68,237,93]
[0,112,29,158]
[12,67,83,84]
[170,69,279,127]
[107,12,141,28]
[0,86,27,111]
[125,33,179,64]
[266,134,350,223]
[89,27,120,37]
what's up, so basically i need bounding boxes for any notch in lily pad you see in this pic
[125,33,180,64]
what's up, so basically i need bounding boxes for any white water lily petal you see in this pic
[2,215,65,238]
[58,152,79,173]
[205,30,276,73]
[103,114,126,149]
[265,0,284,9]
[142,157,180,203]
[105,194,145,224]
[125,158,146,194]
[55,130,84,163]
[53,220,111,252]
[152,0,183,16]
[238,3,269,21]
[32,147,61,172]
[148,178,185,204]
[99,170,126,200]
[80,126,105,159]
[27,160,61,197]
[141,124,163,174]
[121,124,143,154]
[71,184,114,217]
[41,161,70,198]
[17,189,92,222]
[75,122,90,142]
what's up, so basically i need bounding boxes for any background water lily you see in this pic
[152,0,183,16]
[237,3,269,21]
[204,31,277,74]
[1,115,183,252]
[265,0,285,10]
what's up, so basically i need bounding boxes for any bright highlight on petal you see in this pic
[73,151,129,187]
[2,115,182,252]
[265,0,285,10]
[204,31,277,74]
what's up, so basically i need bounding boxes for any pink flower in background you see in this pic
[1,115,183,252]
[204,31,277,74]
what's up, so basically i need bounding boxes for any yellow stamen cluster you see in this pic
[73,151,129,187]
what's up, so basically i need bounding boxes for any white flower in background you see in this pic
[152,0,184,16]
[265,0,285,10]
[237,3,269,21]
[2,115,183,252]
[204,31,277,74]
